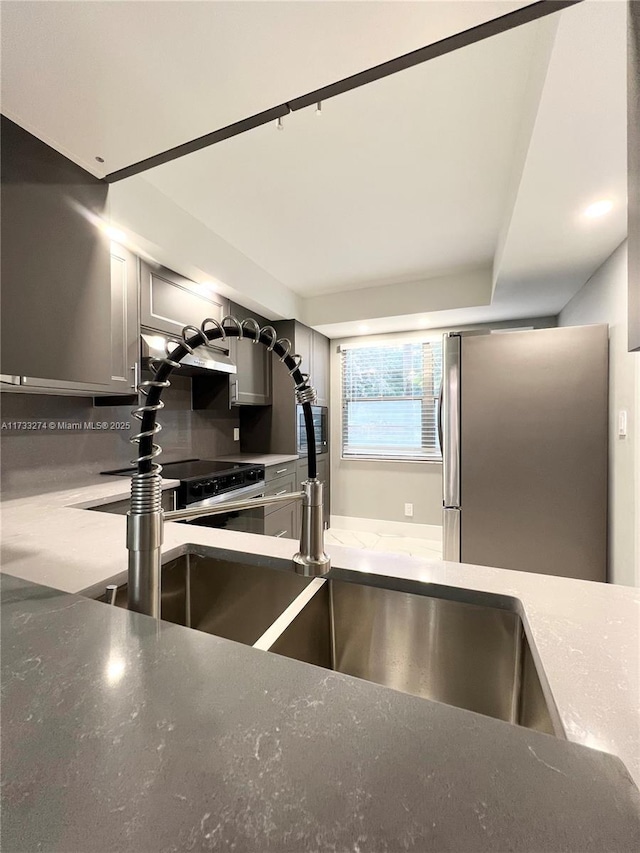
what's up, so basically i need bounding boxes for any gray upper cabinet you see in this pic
[259,319,330,455]
[289,322,329,407]
[108,242,139,394]
[0,116,123,395]
[228,301,271,406]
[140,261,225,337]
[295,323,313,378]
[1,118,137,397]
[312,331,330,407]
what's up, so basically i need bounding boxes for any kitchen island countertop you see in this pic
[1,477,639,850]
[2,570,639,853]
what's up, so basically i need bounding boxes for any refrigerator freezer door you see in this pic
[443,508,461,561]
[459,325,608,581]
[442,334,461,509]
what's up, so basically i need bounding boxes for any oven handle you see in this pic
[183,480,266,512]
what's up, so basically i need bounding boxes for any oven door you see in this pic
[178,481,266,533]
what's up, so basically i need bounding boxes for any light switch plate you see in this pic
[233,428,240,442]
[618,410,628,438]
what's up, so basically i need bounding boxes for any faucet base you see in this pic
[292,550,331,577]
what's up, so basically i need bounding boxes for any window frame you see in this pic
[340,337,443,464]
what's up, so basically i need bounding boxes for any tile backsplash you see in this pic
[0,375,240,497]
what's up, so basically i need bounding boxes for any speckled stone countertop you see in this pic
[2,572,640,853]
[1,476,639,799]
[215,452,301,466]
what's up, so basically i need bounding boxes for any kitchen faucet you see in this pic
[126,315,330,618]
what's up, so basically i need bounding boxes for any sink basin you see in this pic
[97,549,559,736]
[257,576,560,736]
[100,549,312,646]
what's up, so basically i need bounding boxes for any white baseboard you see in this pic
[330,515,442,542]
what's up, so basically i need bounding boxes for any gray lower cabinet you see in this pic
[316,455,330,525]
[264,471,297,500]
[261,462,300,540]
[265,461,296,483]
[140,260,226,337]
[297,455,330,533]
[264,502,298,539]
[227,302,271,406]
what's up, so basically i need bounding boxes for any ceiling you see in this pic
[143,18,541,296]
[1,0,628,339]
[0,0,532,176]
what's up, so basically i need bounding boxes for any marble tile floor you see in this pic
[325,527,443,561]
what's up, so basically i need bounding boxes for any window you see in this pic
[341,339,443,462]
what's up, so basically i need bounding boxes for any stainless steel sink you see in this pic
[256,576,560,736]
[100,550,312,646]
[97,550,560,736]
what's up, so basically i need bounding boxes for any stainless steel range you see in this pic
[103,458,266,532]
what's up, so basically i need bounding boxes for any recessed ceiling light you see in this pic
[584,199,613,219]
[105,225,126,242]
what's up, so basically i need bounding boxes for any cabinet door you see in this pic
[1,116,112,388]
[294,460,307,539]
[296,459,308,485]
[228,301,271,405]
[295,322,313,378]
[140,261,224,337]
[316,456,330,528]
[108,242,139,393]
[264,502,298,539]
[312,331,330,407]
[264,471,297,509]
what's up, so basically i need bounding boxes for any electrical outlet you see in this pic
[404,503,413,518]
[233,428,240,442]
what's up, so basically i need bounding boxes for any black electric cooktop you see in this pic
[101,458,254,481]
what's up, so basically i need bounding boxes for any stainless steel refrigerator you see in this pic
[440,324,608,582]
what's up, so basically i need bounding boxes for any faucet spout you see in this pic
[126,315,331,617]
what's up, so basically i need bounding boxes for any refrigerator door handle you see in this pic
[442,334,461,508]
[437,381,444,454]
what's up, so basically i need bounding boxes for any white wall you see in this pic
[109,177,302,321]
[559,241,639,587]
[330,317,557,531]
[304,266,492,328]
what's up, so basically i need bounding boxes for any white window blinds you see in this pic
[341,339,443,462]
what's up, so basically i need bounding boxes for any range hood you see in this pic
[141,332,236,376]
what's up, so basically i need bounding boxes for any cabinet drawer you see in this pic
[265,462,295,483]
[264,502,297,540]
[264,471,297,514]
